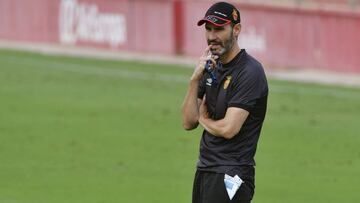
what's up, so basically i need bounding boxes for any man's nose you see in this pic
[208,31,217,41]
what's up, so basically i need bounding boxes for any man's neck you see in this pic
[220,45,241,64]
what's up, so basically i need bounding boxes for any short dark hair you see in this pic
[231,22,240,28]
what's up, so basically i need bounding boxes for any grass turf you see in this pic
[0,49,360,203]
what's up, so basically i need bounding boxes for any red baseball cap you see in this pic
[197,2,241,27]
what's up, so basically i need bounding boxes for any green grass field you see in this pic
[1,49,360,203]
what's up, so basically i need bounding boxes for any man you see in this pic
[181,2,268,203]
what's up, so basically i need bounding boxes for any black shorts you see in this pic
[192,170,255,203]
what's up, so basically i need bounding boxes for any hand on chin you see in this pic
[210,48,222,57]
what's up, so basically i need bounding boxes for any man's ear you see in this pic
[233,23,241,38]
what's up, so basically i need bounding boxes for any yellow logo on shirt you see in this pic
[224,76,232,90]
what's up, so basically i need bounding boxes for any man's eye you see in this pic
[205,27,211,31]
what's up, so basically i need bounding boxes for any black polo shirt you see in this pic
[197,49,268,178]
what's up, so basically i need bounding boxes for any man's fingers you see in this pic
[208,58,216,65]
[203,45,212,57]
[206,58,217,70]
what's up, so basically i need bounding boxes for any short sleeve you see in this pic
[228,67,267,112]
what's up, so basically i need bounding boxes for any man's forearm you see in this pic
[182,45,211,130]
[198,107,248,139]
[181,79,200,130]
[199,117,232,139]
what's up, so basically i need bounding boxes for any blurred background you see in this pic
[0,0,360,203]
[1,0,360,73]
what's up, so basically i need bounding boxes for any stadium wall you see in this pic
[0,0,360,73]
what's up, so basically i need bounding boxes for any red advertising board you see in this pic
[0,0,359,73]
[181,2,360,73]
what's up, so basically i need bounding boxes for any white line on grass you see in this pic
[0,55,189,83]
[1,55,359,99]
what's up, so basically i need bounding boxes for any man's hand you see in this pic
[198,95,250,139]
[191,46,218,81]
[199,96,209,120]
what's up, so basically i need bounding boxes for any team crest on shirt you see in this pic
[223,76,232,89]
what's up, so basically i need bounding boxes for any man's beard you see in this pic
[208,31,235,57]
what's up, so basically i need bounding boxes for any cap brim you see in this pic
[197,15,231,26]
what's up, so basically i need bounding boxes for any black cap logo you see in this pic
[232,9,238,21]
[197,2,241,27]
